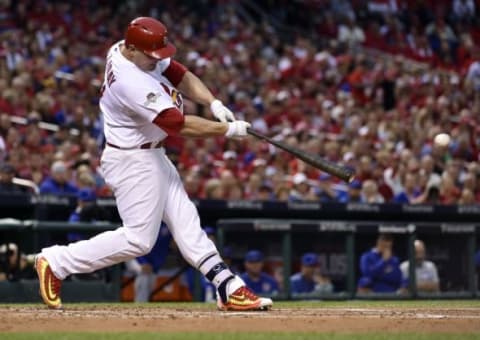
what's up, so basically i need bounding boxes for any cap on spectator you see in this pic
[0,163,15,174]
[293,173,307,185]
[245,250,264,262]
[223,151,237,160]
[349,179,362,189]
[301,252,319,266]
[78,188,96,202]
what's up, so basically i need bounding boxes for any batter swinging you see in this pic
[35,17,272,311]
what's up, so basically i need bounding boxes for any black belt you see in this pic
[106,141,164,150]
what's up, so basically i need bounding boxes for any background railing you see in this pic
[0,193,479,302]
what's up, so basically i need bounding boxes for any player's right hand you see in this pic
[225,121,251,138]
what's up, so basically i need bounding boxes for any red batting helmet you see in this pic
[125,17,176,59]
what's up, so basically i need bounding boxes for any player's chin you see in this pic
[141,64,156,71]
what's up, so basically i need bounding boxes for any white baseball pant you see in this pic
[41,147,218,280]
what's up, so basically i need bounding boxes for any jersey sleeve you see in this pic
[115,77,175,122]
[162,60,188,87]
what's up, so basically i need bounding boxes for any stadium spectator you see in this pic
[0,0,478,207]
[400,240,440,293]
[290,253,333,295]
[452,0,476,23]
[67,188,110,241]
[0,243,35,281]
[357,234,403,294]
[288,173,317,202]
[392,173,422,203]
[0,163,24,193]
[337,17,365,49]
[240,250,279,296]
[39,160,78,195]
[361,180,385,204]
[337,179,362,203]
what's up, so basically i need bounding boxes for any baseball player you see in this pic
[34,17,272,311]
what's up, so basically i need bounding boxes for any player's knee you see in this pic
[129,239,154,256]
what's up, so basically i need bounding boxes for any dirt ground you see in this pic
[1,306,480,333]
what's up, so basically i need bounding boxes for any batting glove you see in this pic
[225,121,251,138]
[210,99,236,123]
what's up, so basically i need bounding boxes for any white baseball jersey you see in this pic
[400,260,439,287]
[99,41,184,148]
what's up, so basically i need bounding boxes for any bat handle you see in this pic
[247,128,264,139]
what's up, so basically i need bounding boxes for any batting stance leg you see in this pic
[36,147,272,310]
[41,148,167,280]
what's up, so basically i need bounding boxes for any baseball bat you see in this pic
[247,128,355,183]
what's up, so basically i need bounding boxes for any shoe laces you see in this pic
[235,286,258,301]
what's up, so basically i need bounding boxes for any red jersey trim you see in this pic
[153,107,185,136]
[162,60,188,87]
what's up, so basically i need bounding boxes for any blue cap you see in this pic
[78,188,96,202]
[349,179,362,189]
[245,250,264,262]
[302,252,319,266]
[204,226,215,235]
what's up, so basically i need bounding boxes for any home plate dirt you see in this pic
[1,306,480,333]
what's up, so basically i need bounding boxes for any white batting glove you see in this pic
[225,121,251,138]
[210,99,236,123]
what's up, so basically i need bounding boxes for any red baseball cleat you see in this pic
[217,286,273,311]
[35,256,62,309]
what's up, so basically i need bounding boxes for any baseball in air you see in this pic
[434,133,450,147]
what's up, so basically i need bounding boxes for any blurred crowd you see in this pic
[0,0,479,205]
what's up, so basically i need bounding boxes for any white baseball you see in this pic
[434,133,450,147]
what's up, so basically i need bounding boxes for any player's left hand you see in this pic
[210,99,236,123]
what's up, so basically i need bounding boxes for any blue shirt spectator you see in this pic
[337,179,362,203]
[392,174,422,204]
[67,188,98,242]
[357,234,403,293]
[39,160,78,195]
[240,250,278,295]
[290,253,333,294]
